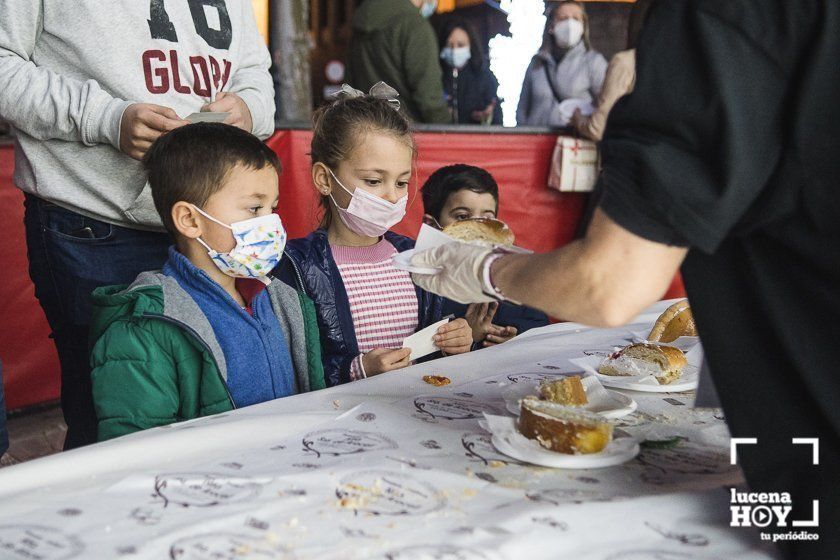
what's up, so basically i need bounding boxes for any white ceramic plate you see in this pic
[482,414,640,469]
[392,249,442,275]
[501,375,636,419]
[595,365,700,393]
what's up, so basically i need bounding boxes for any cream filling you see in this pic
[604,355,663,378]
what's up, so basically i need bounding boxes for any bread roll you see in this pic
[538,375,588,406]
[648,300,697,343]
[518,398,612,454]
[442,218,515,246]
[598,343,687,385]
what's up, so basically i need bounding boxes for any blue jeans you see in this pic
[23,195,170,448]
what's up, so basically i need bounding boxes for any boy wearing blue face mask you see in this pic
[88,123,324,441]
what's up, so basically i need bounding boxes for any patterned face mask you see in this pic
[193,206,287,284]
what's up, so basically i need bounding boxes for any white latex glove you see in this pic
[410,244,496,304]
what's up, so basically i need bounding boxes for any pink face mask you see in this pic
[328,168,408,237]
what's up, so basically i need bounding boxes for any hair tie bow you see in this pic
[332,81,401,111]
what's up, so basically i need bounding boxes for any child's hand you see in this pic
[483,325,517,347]
[363,348,411,376]
[464,302,500,343]
[434,318,473,355]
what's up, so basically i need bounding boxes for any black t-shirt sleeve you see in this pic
[597,0,787,254]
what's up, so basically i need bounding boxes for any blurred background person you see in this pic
[571,0,654,140]
[438,18,502,125]
[516,0,607,127]
[347,0,449,123]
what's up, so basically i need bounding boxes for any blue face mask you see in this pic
[420,0,437,18]
[440,46,471,69]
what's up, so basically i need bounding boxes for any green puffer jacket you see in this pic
[90,272,324,441]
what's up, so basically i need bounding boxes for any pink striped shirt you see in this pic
[331,240,419,380]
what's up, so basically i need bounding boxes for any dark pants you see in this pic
[22,195,170,449]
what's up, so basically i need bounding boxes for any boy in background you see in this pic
[89,124,323,441]
[421,164,549,346]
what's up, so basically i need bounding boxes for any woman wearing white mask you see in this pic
[274,86,474,387]
[438,18,502,125]
[516,1,608,127]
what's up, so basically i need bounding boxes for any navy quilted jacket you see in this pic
[273,229,445,388]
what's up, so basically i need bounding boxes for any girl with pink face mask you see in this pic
[274,87,473,387]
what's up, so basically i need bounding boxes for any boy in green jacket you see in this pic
[90,123,324,441]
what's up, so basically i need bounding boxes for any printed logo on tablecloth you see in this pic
[526,488,618,506]
[154,473,267,508]
[169,533,293,560]
[638,440,737,484]
[643,522,709,546]
[461,433,523,466]
[130,507,162,526]
[505,372,565,384]
[0,525,84,560]
[413,396,500,421]
[381,545,499,560]
[729,438,820,543]
[302,429,398,458]
[336,470,445,516]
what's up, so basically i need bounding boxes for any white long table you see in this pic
[0,300,779,559]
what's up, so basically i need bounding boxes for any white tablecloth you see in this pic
[0,300,779,559]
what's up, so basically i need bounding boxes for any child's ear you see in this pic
[423,214,440,229]
[171,202,202,239]
[312,163,332,196]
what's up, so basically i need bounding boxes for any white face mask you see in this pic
[327,168,408,238]
[193,206,287,284]
[552,18,584,49]
[440,46,471,69]
[420,0,437,18]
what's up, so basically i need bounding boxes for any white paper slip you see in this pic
[402,318,450,361]
[185,112,230,123]
[414,223,456,252]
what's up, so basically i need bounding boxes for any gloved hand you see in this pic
[410,243,496,304]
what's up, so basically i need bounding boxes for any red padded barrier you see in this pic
[0,144,61,410]
[0,130,684,408]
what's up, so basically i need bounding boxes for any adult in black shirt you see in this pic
[437,18,502,125]
[411,2,839,558]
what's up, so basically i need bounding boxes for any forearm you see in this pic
[0,53,129,146]
[229,3,275,138]
[490,210,685,326]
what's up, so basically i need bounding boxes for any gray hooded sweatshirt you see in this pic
[0,1,275,231]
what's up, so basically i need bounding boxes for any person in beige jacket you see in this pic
[571,0,654,141]
[571,49,635,141]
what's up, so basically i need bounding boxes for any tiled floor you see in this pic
[1,404,66,468]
